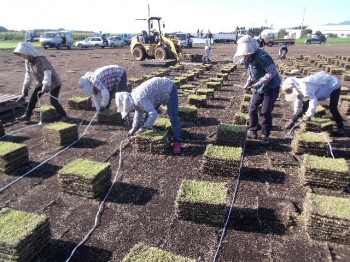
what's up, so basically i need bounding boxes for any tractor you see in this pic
[130,17,182,61]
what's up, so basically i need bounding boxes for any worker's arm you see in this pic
[305,93,318,118]
[22,72,33,96]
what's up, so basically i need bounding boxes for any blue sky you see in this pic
[1,0,349,34]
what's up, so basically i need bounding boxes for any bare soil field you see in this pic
[0,43,349,262]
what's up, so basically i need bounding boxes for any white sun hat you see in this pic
[78,72,94,96]
[115,92,134,119]
[233,35,259,64]
[13,42,43,57]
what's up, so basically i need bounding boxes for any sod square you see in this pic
[67,96,92,110]
[304,193,350,244]
[234,112,249,125]
[300,117,333,133]
[0,141,29,174]
[210,77,224,85]
[201,144,242,176]
[134,130,170,154]
[175,179,229,225]
[58,158,112,198]
[153,117,172,131]
[33,105,57,123]
[196,88,215,99]
[291,132,331,157]
[300,154,349,189]
[216,123,247,147]
[178,105,198,121]
[206,81,221,91]
[240,101,249,113]
[97,108,123,125]
[121,243,195,262]
[43,122,78,146]
[188,94,207,107]
[314,105,326,117]
[0,208,50,262]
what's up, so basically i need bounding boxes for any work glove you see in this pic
[22,89,29,97]
[135,127,148,135]
[42,85,51,93]
[128,128,137,137]
[251,82,262,89]
[98,106,106,113]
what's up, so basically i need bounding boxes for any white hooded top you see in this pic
[282,71,341,117]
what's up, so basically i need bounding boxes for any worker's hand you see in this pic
[302,115,311,122]
[128,128,137,137]
[243,79,252,89]
[22,89,29,97]
[135,127,148,135]
[42,85,51,93]
[37,91,43,97]
[251,82,262,89]
[98,106,106,113]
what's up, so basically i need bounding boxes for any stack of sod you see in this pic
[216,72,228,80]
[196,88,215,99]
[134,130,170,154]
[243,93,252,102]
[216,123,247,147]
[153,117,172,131]
[58,159,111,198]
[300,117,333,133]
[291,132,331,157]
[234,112,249,125]
[210,77,223,85]
[185,72,196,81]
[175,179,229,225]
[240,101,249,113]
[0,120,4,137]
[33,105,57,123]
[121,243,195,262]
[188,94,207,108]
[0,208,51,262]
[300,154,349,189]
[178,105,198,121]
[206,81,221,91]
[201,144,242,176]
[68,96,92,110]
[341,100,350,115]
[304,193,350,244]
[97,108,123,125]
[314,105,326,117]
[43,122,78,146]
[0,142,29,174]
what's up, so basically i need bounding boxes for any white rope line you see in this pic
[212,140,247,262]
[0,114,97,193]
[0,122,42,139]
[284,120,303,138]
[65,138,129,262]
[309,131,335,159]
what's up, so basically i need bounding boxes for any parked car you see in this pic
[40,31,73,49]
[305,34,326,44]
[175,33,193,48]
[120,33,133,45]
[75,37,107,48]
[107,36,125,47]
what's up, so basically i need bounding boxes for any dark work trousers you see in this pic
[292,88,343,128]
[249,87,280,137]
[26,84,67,117]
[107,72,129,108]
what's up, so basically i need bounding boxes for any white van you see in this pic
[40,31,74,49]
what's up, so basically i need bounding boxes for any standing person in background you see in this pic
[203,35,212,63]
[257,35,265,49]
[78,65,130,112]
[282,71,345,136]
[115,77,182,154]
[13,42,68,122]
[200,29,203,38]
[233,35,281,145]
[197,29,200,38]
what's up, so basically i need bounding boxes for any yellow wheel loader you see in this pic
[130,17,182,61]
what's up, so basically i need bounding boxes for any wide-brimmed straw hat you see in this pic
[233,35,259,64]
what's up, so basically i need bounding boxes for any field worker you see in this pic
[13,42,68,122]
[282,71,345,136]
[279,44,288,59]
[115,77,181,154]
[203,35,212,63]
[233,35,281,145]
[78,65,130,112]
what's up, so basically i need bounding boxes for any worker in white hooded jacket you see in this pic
[78,65,129,112]
[282,71,345,136]
[13,42,68,122]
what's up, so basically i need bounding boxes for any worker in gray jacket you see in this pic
[115,77,181,154]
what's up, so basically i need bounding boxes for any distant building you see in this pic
[306,23,350,37]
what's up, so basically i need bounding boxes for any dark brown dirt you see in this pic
[0,43,349,262]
